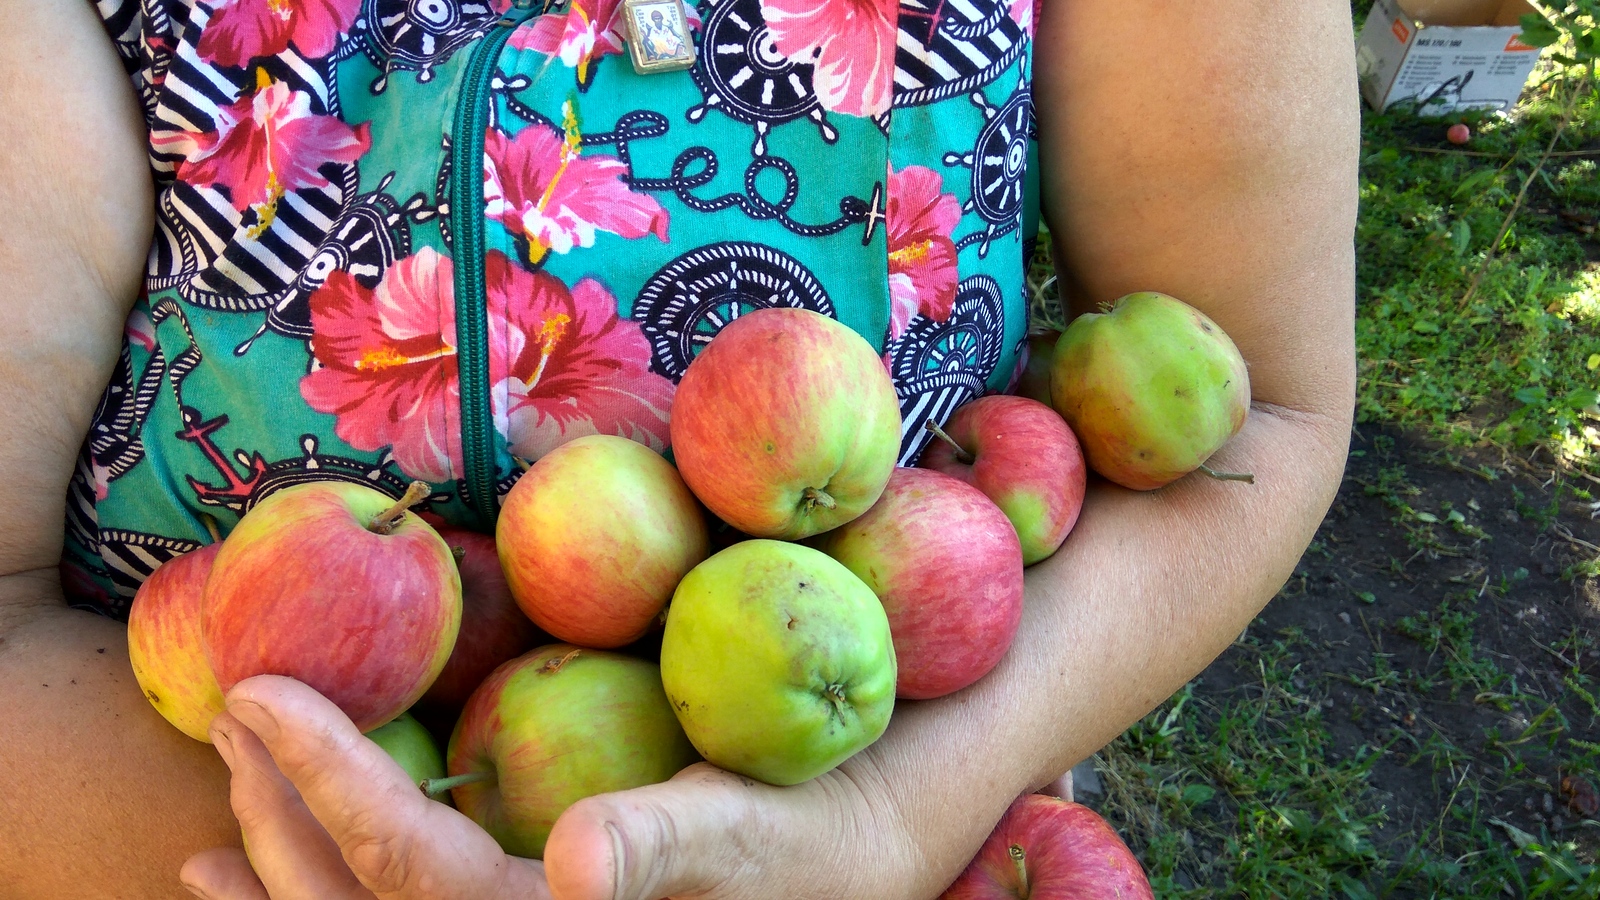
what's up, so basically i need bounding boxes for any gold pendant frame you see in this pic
[623,0,697,75]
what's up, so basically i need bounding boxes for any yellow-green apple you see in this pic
[815,467,1023,699]
[497,435,708,649]
[442,645,698,858]
[202,481,461,733]
[670,308,902,540]
[919,395,1086,566]
[941,794,1153,900]
[1051,292,1250,491]
[659,540,896,785]
[1014,330,1062,406]
[414,517,543,726]
[366,711,445,787]
[127,543,225,741]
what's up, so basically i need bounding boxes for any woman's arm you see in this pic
[0,3,239,897]
[177,2,1361,899]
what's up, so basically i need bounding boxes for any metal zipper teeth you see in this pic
[451,0,539,529]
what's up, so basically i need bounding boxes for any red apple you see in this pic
[127,543,226,742]
[1447,123,1471,145]
[941,794,1153,900]
[1014,330,1062,406]
[202,481,461,733]
[920,395,1086,566]
[413,518,543,722]
[814,467,1023,700]
[670,308,902,540]
[444,645,700,858]
[497,434,708,649]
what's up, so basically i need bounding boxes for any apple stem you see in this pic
[541,648,583,675]
[1009,844,1030,900]
[513,455,532,472]
[370,481,432,535]
[419,771,493,798]
[451,546,467,565]
[923,419,975,465]
[200,514,222,545]
[802,486,837,513]
[1197,464,1255,485]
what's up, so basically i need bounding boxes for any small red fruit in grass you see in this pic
[814,467,1023,699]
[920,395,1086,566]
[497,434,708,649]
[412,517,543,723]
[941,794,1153,900]
[128,543,226,742]
[670,307,902,540]
[1447,123,1472,145]
[202,481,461,734]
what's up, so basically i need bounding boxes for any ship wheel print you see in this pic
[943,86,1033,257]
[889,275,1006,464]
[633,242,835,380]
[362,0,501,90]
[688,0,838,156]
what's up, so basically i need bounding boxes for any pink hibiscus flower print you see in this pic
[300,248,465,483]
[510,0,626,86]
[886,165,961,342]
[197,0,361,67]
[761,0,897,118]
[153,72,370,239]
[485,253,674,462]
[1010,0,1038,37]
[483,107,670,265]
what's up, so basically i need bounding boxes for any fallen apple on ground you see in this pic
[941,793,1153,900]
[660,540,896,785]
[1051,291,1251,491]
[815,467,1023,699]
[202,481,461,733]
[497,434,708,649]
[920,394,1086,566]
[670,307,902,540]
[440,645,698,858]
[127,543,225,742]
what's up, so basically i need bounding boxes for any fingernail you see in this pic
[228,698,280,743]
[181,879,213,900]
[210,720,236,771]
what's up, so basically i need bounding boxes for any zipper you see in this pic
[451,0,543,529]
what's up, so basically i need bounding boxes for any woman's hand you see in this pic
[180,676,551,900]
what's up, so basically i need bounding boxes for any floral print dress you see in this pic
[70,0,1041,614]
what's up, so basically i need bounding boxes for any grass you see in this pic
[1029,3,1600,896]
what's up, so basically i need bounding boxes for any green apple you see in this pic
[366,711,444,787]
[660,540,896,786]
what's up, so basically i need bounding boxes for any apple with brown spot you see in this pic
[128,543,226,741]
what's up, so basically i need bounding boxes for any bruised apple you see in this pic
[815,467,1023,699]
[941,794,1153,900]
[202,481,461,733]
[1051,292,1249,491]
[444,645,698,858]
[670,308,902,540]
[127,543,225,741]
[497,435,707,649]
[920,395,1086,566]
[660,540,896,785]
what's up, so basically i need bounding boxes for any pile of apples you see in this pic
[128,292,1251,898]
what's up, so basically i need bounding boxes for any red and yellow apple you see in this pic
[202,481,461,734]
[670,308,902,540]
[497,435,708,649]
[815,467,1023,699]
[1051,292,1250,491]
[445,645,699,858]
[127,543,225,741]
[920,395,1086,566]
[941,794,1153,900]
[660,540,896,785]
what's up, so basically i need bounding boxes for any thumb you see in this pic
[542,763,783,900]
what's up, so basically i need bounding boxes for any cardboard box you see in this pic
[1356,0,1546,114]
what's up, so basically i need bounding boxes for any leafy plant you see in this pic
[1520,2,1600,84]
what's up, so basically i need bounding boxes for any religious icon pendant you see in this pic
[623,0,697,75]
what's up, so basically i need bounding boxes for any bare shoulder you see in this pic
[0,1,151,579]
[1032,0,1359,420]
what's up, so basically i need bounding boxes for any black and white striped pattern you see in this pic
[98,530,206,599]
[888,274,1006,464]
[893,0,1027,109]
